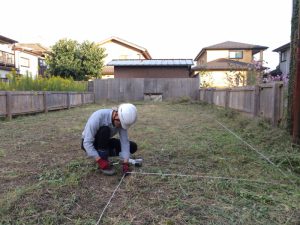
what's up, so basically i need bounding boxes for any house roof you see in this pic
[98,36,152,59]
[108,59,194,67]
[0,35,18,44]
[192,58,263,71]
[273,43,290,52]
[194,41,268,61]
[13,43,50,56]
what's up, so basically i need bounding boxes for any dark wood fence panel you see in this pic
[0,91,94,119]
[93,78,199,103]
[199,82,285,126]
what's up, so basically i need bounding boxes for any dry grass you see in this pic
[0,102,299,224]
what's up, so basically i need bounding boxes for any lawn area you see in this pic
[0,101,299,224]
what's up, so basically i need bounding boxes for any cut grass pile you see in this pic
[0,102,299,224]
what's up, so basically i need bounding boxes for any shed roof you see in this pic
[108,59,194,66]
[194,41,268,61]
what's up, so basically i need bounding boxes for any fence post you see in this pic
[253,85,260,117]
[81,92,84,105]
[272,82,281,126]
[67,92,71,109]
[210,88,215,104]
[43,91,48,113]
[225,88,230,109]
[6,91,12,120]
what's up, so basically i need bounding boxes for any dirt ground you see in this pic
[0,102,299,225]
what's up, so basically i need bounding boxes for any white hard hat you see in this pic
[118,103,137,129]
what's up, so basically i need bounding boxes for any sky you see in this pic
[2,0,292,70]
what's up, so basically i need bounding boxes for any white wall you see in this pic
[15,51,39,78]
[207,50,228,62]
[100,42,145,64]
[0,44,14,53]
[279,48,291,75]
[0,70,11,78]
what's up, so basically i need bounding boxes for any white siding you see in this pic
[279,48,291,75]
[207,50,228,62]
[15,51,39,78]
[100,42,146,64]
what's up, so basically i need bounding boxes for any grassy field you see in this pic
[0,101,299,224]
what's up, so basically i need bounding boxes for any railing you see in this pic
[0,50,15,66]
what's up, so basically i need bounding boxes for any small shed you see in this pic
[107,59,194,78]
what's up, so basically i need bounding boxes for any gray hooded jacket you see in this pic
[82,109,130,160]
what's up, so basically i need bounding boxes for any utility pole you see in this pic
[292,0,300,143]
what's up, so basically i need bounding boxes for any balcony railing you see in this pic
[0,50,15,67]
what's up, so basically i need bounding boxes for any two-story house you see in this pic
[192,41,268,87]
[98,36,152,79]
[0,35,17,81]
[273,43,290,76]
[13,43,49,78]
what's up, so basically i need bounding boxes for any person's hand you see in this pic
[97,158,109,170]
[122,162,131,175]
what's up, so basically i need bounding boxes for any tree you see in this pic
[46,39,106,80]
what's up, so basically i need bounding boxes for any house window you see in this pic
[280,51,287,62]
[229,51,243,59]
[20,57,30,67]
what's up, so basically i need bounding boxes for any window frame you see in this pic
[20,57,30,68]
[280,51,287,62]
[229,51,243,59]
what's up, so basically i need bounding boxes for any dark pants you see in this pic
[81,126,137,158]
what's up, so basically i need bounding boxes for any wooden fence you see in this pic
[93,78,199,103]
[0,91,94,120]
[199,82,285,126]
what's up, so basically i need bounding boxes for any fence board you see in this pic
[0,91,94,119]
[199,82,285,126]
[93,78,199,103]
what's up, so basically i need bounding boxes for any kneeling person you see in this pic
[82,103,138,175]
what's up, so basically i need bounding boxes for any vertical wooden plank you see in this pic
[6,91,12,120]
[67,92,71,109]
[272,82,281,126]
[81,92,84,105]
[253,85,260,117]
[43,91,48,113]
[225,88,230,109]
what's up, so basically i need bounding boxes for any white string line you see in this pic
[215,120,292,181]
[95,174,126,225]
[96,169,289,224]
[127,171,285,185]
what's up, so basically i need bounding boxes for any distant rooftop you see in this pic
[273,43,290,52]
[195,41,268,61]
[0,35,18,44]
[108,59,194,66]
[98,36,152,59]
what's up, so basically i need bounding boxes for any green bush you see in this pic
[0,72,87,92]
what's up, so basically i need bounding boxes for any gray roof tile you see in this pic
[108,59,194,66]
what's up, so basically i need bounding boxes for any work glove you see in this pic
[122,162,131,175]
[97,158,110,170]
